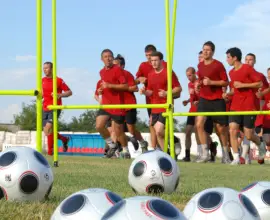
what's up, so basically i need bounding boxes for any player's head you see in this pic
[101,49,114,68]
[202,41,215,60]
[267,67,270,81]
[145,44,157,62]
[150,51,163,70]
[186,67,196,82]
[113,54,125,69]
[198,51,204,63]
[226,47,242,66]
[43,62,53,77]
[245,53,256,67]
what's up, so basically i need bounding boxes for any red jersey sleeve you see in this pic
[126,71,136,87]
[172,72,180,88]
[146,73,154,91]
[95,80,102,96]
[248,66,261,82]
[115,67,127,84]
[260,73,269,90]
[218,62,228,81]
[136,63,144,78]
[60,78,70,91]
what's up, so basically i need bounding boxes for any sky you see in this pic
[0,0,270,124]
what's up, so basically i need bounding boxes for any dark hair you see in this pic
[203,41,215,52]
[226,47,242,61]
[246,53,256,62]
[101,49,114,57]
[186,67,196,74]
[44,61,53,68]
[267,67,270,72]
[114,54,125,67]
[150,51,163,60]
[145,44,156,52]
[198,51,203,55]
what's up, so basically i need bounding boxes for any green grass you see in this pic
[0,156,269,220]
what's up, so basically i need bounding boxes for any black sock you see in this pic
[185,149,190,158]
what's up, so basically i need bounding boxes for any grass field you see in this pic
[0,156,269,220]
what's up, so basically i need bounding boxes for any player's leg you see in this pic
[152,114,166,150]
[182,116,195,162]
[55,110,69,152]
[204,117,217,163]
[263,128,270,163]
[229,116,241,164]
[148,109,158,149]
[43,111,53,155]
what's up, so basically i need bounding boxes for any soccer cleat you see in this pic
[181,157,191,162]
[120,151,131,159]
[140,140,148,153]
[196,154,209,163]
[239,156,245,164]
[258,141,266,164]
[228,151,234,161]
[128,136,139,151]
[230,158,240,165]
[63,136,70,152]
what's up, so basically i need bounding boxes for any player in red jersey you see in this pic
[141,51,181,150]
[95,49,130,159]
[42,62,72,155]
[182,67,200,162]
[225,47,265,165]
[113,54,149,152]
[195,41,230,163]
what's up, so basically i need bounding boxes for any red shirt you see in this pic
[136,61,167,104]
[261,83,270,128]
[123,70,137,110]
[42,77,70,111]
[229,64,261,111]
[147,68,180,114]
[188,81,198,112]
[95,80,102,96]
[197,59,228,100]
[100,64,126,116]
[254,71,269,110]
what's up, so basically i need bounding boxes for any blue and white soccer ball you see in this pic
[241,181,270,220]
[128,150,180,194]
[183,187,260,220]
[0,146,53,201]
[51,188,123,220]
[101,196,187,220]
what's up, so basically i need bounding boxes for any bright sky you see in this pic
[0,0,270,124]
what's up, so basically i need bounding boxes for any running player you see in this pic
[140,51,181,150]
[113,54,149,152]
[195,42,230,163]
[95,49,130,159]
[225,47,265,165]
[42,62,72,155]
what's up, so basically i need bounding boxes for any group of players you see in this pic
[41,41,270,165]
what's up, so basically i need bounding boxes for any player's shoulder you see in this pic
[214,59,225,67]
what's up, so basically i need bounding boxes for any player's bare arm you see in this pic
[233,81,262,89]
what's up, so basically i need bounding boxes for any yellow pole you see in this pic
[0,90,38,96]
[36,0,43,153]
[52,0,59,167]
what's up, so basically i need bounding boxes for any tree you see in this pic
[68,110,98,132]
[14,101,36,130]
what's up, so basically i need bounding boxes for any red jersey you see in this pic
[123,70,137,110]
[261,83,270,128]
[136,61,167,104]
[147,68,180,114]
[229,64,261,111]
[253,71,269,110]
[197,59,228,100]
[100,64,126,116]
[95,80,102,96]
[188,81,198,112]
[42,77,70,111]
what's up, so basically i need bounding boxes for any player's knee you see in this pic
[95,123,104,132]
[245,132,253,141]
[229,127,238,137]
[195,121,204,131]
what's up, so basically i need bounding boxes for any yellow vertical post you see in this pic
[36,0,43,153]
[52,0,59,167]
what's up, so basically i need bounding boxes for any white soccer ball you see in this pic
[0,146,53,201]
[101,196,187,220]
[183,187,260,220]
[51,188,123,220]
[240,181,270,220]
[128,150,180,194]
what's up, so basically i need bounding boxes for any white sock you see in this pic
[233,153,239,161]
[241,144,250,158]
[221,146,225,157]
[197,145,202,155]
[122,147,129,153]
[201,144,208,156]
[222,146,229,159]
[105,137,116,148]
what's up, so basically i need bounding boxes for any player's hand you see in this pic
[139,87,146,95]
[203,77,212,86]
[222,93,228,100]
[233,81,243,89]
[256,88,263,99]
[101,81,110,89]
[193,101,199,106]
[195,81,201,93]
[182,100,188,106]
[158,89,167,98]
[138,77,147,84]
[51,93,62,99]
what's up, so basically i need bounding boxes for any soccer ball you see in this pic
[0,146,53,201]
[101,196,187,220]
[51,188,123,220]
[128,150,180,194]
[183,187,260,220]
[241,181,270,220]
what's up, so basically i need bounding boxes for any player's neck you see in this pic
[105,64,113,69]
[234,61,242,70]
[204,58,214,65]
[46,74,53,78]
[154,66,164,73]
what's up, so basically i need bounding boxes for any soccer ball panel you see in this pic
[239,194,260,218]
[34,151,50,168]
[133,161,146,177]
[158,157,172,175]
[61,194,86,215]
[0,151,17,167]
[101,200,127,220]
[19,171,39,194]
[198,191,223,212]
[262,189,270,206]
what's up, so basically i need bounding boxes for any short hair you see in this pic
[203,41,215,52]
[226,47,242,61]
[267,67,270,72]
[101,49,113,57]
[198,51,203,55]
[150,51,163,60]
[186,67,196,74]
[114,54,125,67]
[44,61,53,68]
[145,44,156,52]
[246,53,256,61]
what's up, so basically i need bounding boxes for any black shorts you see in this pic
[197,98,228,126]
[263,128,270,134]
[125,109,137,125]
[42,110,61,127]
[229,114,256,129]
[97,109,125,124]
[151,113,166,126]
[147,108,152,117]
[255,126,262,135]
[186,116,195,126]
[204,117,214,134]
